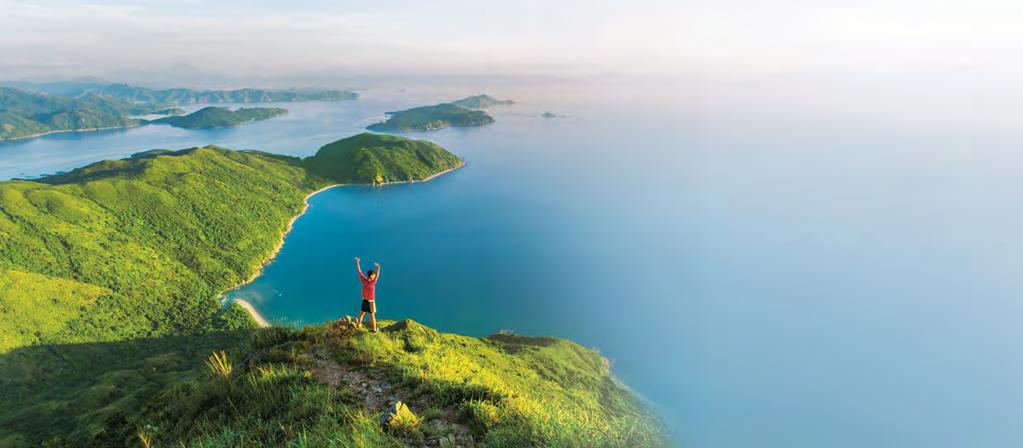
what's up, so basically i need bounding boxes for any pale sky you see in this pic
[0,0,1020,83]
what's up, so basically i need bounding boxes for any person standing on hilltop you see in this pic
[354,257,381,332]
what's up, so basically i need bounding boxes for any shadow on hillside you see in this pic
[0,330,254,447]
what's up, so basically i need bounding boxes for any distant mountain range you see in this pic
[0,82,357,141]
[2,80,358,104]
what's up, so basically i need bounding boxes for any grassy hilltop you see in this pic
[0,133,663,447]
[70,320,662,447]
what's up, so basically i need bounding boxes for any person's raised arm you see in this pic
[374,262,381,280]
[355,257,365,279]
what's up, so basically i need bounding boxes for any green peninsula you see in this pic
[305,132,463,183]
[149,106,287,129]
[368,103,494,132]
[0,132,663,446]
[451,94,515,109]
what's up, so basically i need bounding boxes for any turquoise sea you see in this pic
[3,80,1020,447]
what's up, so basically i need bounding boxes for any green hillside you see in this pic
[129,319,661,447]
[451,94,515,109]
[305,132,464,184]
[0,134,663,446]
[0,87,148,140]
[367,103,494,132]
[1,318,664,447]
[150,106,287,129]
[0,147,313,350]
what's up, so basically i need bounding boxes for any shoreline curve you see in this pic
[223,162,464,326]
[0,124,142,143]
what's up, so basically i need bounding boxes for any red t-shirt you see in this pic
[360,273,377,301]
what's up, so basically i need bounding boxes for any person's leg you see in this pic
[357,311,365,327]
[370,312,377,332]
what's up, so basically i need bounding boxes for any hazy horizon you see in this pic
[3,0,1021,86]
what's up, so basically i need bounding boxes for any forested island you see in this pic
[0,132,666,447]
[148,106,287,129]
[367,103,495,132]
[0,82,357,141]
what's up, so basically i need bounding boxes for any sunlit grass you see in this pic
[205,351,233,380]
[137,427,153,448]
[106,322,666,447]
[387,401,420,433]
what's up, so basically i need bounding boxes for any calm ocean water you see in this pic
[4,80,1021,446]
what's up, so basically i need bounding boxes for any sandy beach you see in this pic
[233,299,270,328]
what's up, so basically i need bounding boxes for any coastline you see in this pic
[0,124,141,142]
[386,161,465,184]
[223,162,464,326]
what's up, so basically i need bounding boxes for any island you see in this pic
[367,103,495,132]
[148,106,287,129]
[0,132,665,447]
[542,111,560,118]
[450,94,515,109]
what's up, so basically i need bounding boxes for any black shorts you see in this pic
[361,299,376,314]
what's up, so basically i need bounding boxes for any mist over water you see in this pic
[5,76,1022,446]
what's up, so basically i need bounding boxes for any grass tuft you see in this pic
[137,426,153,448]
[386,401,420,434]
[205,351,232,380]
